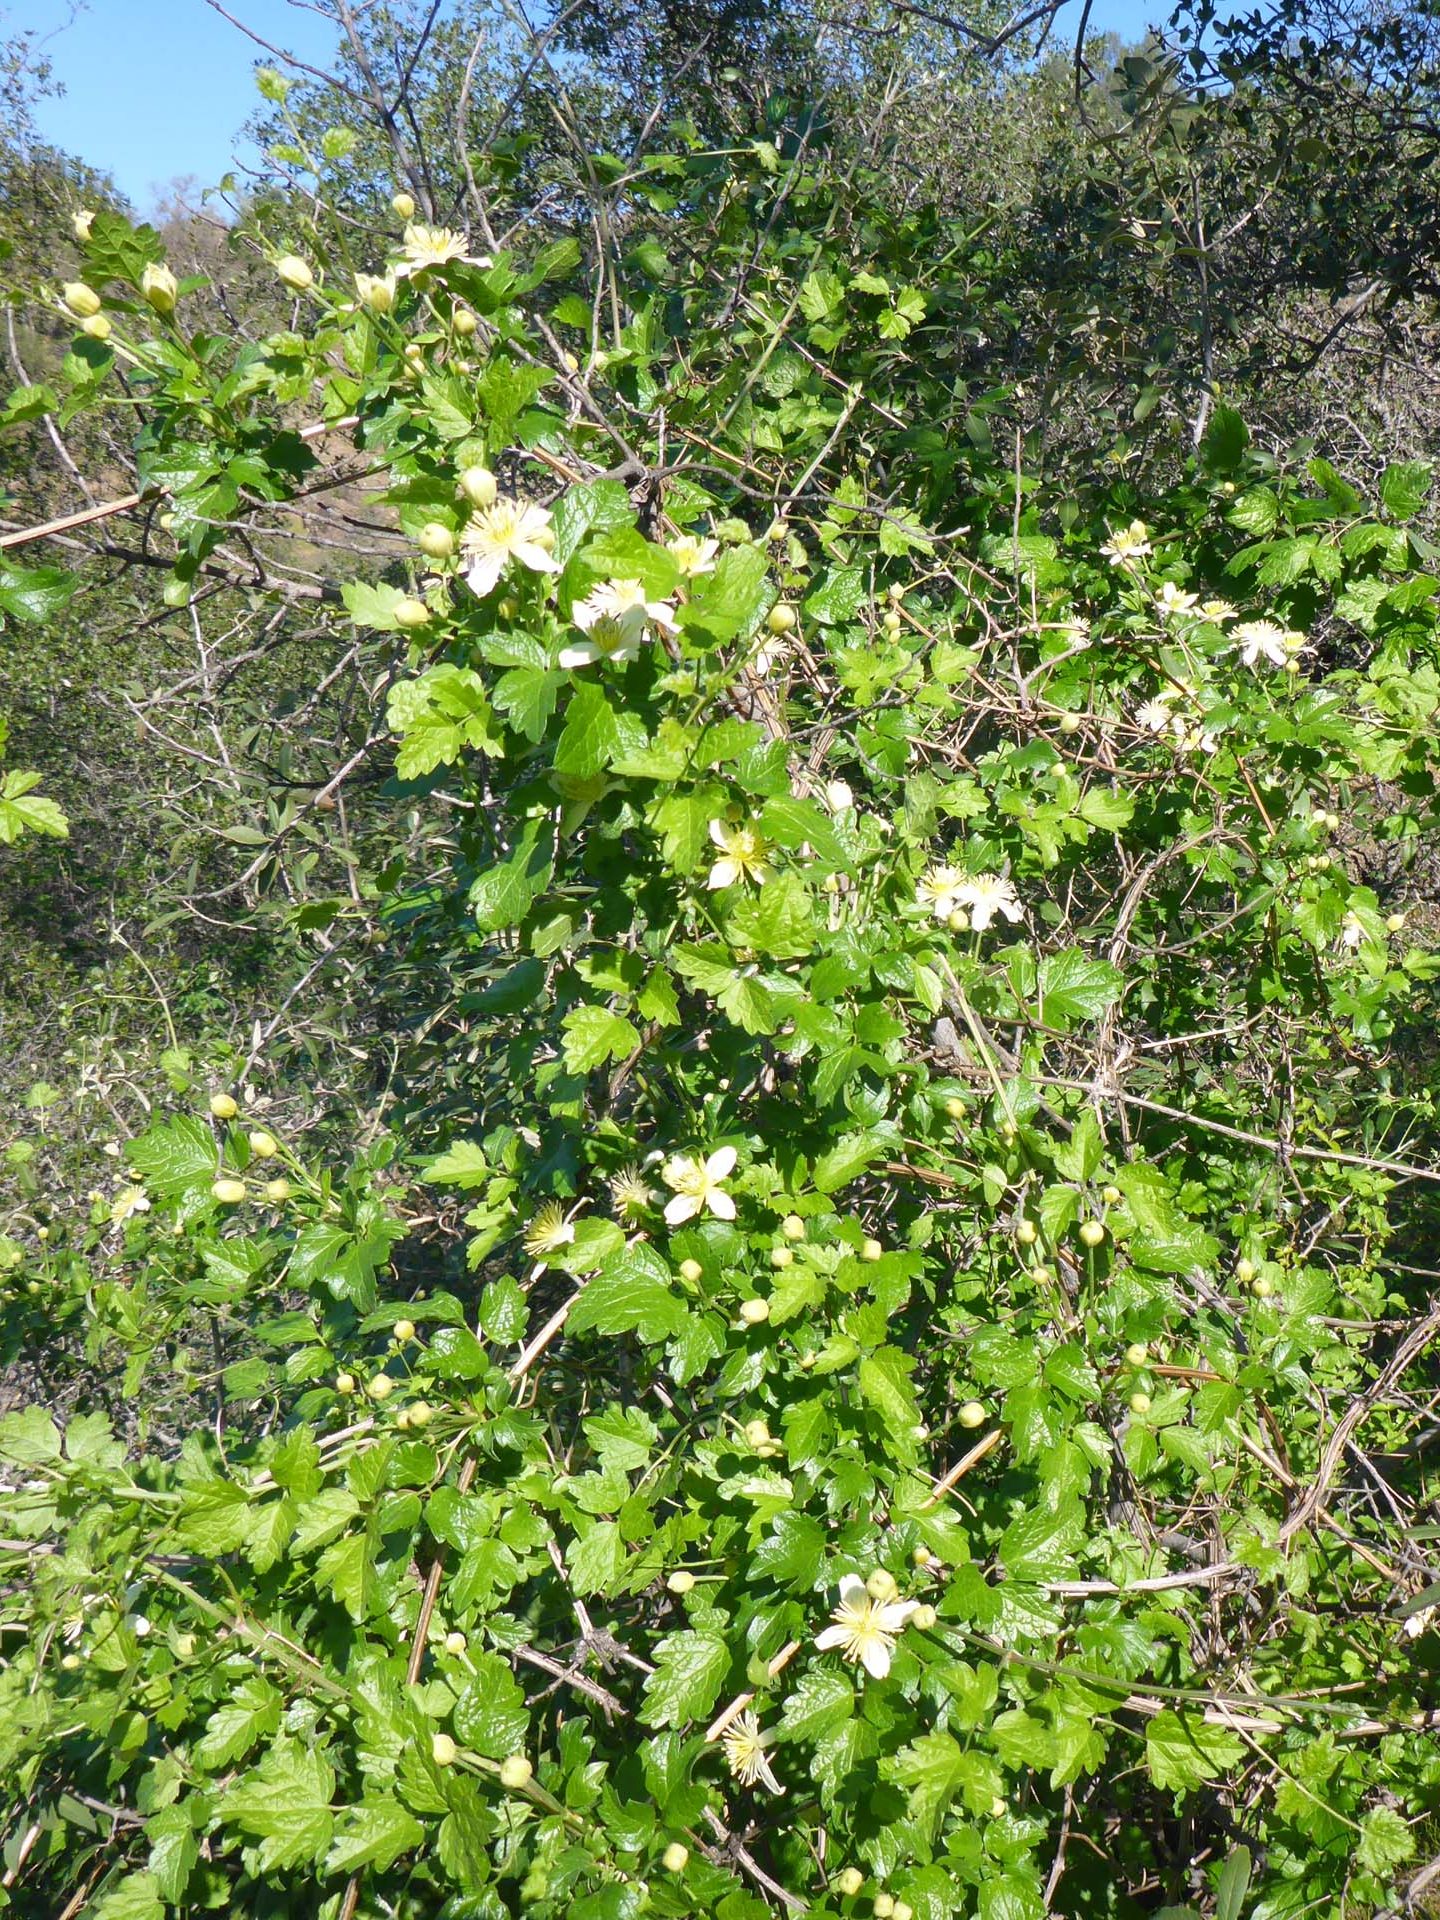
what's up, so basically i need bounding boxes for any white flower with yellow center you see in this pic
[1135,692,1178,734]
[559,611,646,669]
[916,864,966,921]
[1200,598,1237,622]
[1234,620,1289,669]
[661,1146,738,1225]
[749,634,791,675]
[708,820,769,889]
[109,1185,151,1226]
[814,1574,918,1679]
[667,533,719,577]
[720,1711,784,1793]
[561,579,677,668]
[1169,714,1220,756]
[1156,581,1198,618]
[522,1201,575,1258]
[462,499,560,598]
[609,1165,654,1219]
[1340,911,1365,952]
[394,223,487,278]
[953,873,1024,932]
[1099,520,1152,566]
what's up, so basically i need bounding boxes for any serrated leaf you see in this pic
[640,1630,730,1728]
[567,1244,687,1343]
[222,1740,336,1871]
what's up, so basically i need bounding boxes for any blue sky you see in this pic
[15,0,1171,215]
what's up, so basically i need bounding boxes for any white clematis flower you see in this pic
[1234,620,1290,669]
[720,1710,784,1793]
[1100,520,1152,565]
[461,499,559,598]
[667,533,719,577]
[953,873,1024,932]
[393,223,490,278]
[814,1574,918,1680]
[916,864,966,921]
[661,1146,738,1225]
[708,819,769,889]
[1156,581,1198,618]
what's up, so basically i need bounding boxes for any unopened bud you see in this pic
[62,281,101,317]
[391,191,416,219]
[431,1732,458,1766]
[274,255,314,292]
[394,597,431,629]
[418,522,455,560]
[73,209,94,242]
[141,263,178,315]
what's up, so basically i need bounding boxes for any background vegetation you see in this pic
[2,1,1439,1915]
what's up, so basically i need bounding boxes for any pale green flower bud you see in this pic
[63,282,101,317]
[141,263,178,314]
[274,255,314,292]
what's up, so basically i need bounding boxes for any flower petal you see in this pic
[465,554,503,598]
[814,1624,850,1651]
[709,818,731,850]
[558,642,599,667]
[706,1146,738,1180]
[837,1574,869,1608]
[513,540,560,574]
[664,1194,700,1226]
[708,859,739,890]
[859,1636,893,1680]
[707,1190,737,1221]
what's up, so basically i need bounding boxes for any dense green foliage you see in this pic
[2,4,1439,1918]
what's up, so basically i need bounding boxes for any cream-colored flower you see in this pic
[1200,598,1237,622]
[667,534,719,577]
[1169,714,1220,756]
[109,1185,151,1226]
[708,819,769,889]
[953,873,1024,932]
[522,1201,575,1258]
[814,1574,917,1680]
[824,780,854,813]
[720,1710,784,1793]
[1055,615,1091,646]
[1099,520,1152,565]
[1156,581,1198,618]
[559,611,647,669]
[395,223,485,277]
[609,1165,654,1219]
[563,580,677,669]
[73,209,94,242]
[1339,911,1365,952]
[916,864,966,921]
[1135,693,1178,734]
[661,1146,738,1225]
[462,499,559,598]
[1234,620,1289,669]
[749,634,791,675]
